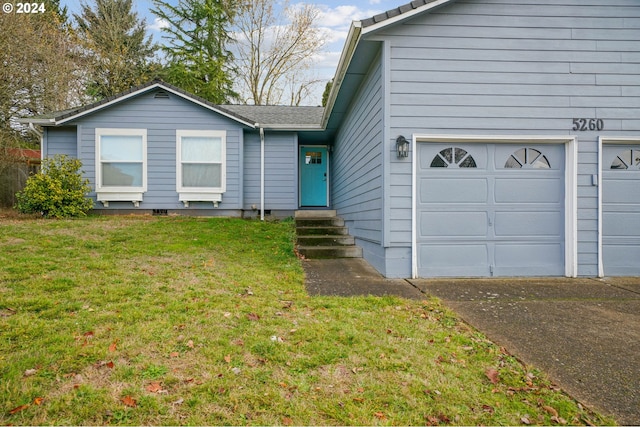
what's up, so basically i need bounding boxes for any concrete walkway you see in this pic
[302,259,640,425]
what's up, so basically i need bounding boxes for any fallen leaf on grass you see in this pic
[521,415,531,425]
[485,368,499,384]
[374,412,386,420]
[9,404,30,415]
[186,340,194,348]
[146,382,163,393]
[121,395,137,407]
[33,397,44,405]
[551,415,568,425]
[224,354,232,363]
[482,404,494,414]
[108,340,118,352]
[542,405,559,417]
[247,313,260,321]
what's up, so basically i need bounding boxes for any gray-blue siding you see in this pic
[64,90,246,210]
[243,131,298,211]
[368,0,640,277]
[331,50,387,273]
[44,126,76,158]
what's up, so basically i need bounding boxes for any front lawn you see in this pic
[0,214,612,425]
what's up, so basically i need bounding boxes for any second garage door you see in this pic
[602,144,640,276]
[416,143,565,277]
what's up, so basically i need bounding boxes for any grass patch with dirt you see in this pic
[0,214,614,425]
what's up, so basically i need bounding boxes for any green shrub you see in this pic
[15,155,94,218]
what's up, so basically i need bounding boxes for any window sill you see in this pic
[179,192,223,208]
[97,191,144,208]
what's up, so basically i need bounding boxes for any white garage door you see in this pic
[602,144,640,276]
[416,143,565,277]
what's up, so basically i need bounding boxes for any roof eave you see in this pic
[321,21,362,129]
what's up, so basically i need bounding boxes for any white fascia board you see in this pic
[361,0,453,35]
[17,117,55,126]
[263,125,324,131]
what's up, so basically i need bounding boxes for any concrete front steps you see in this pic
[295,210,363,259]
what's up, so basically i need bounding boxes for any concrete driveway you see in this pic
[409,277,640,426]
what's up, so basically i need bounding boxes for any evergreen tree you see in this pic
[75,0,159,100]
[152,0,237,103]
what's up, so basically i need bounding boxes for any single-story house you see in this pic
[21,0,640,279]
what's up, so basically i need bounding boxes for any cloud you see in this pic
[316,4,382,31]
[149,17,170,31]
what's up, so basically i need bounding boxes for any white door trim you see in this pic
[598,136,640,277]
[411,134,578,279]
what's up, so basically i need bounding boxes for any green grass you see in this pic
[0,213,614,425]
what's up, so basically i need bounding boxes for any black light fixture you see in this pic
[396,135,409,158]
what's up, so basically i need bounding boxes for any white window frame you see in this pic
[176,130,227,207]
[95,128,147,207]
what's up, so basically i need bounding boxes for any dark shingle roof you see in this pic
[360,0,443,27]
[217,105,323,128]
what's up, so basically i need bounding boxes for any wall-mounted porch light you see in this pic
[396,135,410,158]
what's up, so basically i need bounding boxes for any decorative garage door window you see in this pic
[430,147,477,168]
[610,149,640,170]
[504,148,550,169]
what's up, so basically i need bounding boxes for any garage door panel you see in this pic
[495,243,564,276]
[603,245,640,276]
[418,244,489,277]
[494,211,563,237]
[494,178,563,203]
[419,178,488,204]
[420,211,487,237]
[603,178,640,203]
[603,212,640,236]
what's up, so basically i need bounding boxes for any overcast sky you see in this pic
[62,0,392,104]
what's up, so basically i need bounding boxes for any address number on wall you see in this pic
[572,118,604,131]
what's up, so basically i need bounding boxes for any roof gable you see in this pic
[22,80,257,128]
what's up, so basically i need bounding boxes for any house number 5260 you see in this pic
[572,118,604,131]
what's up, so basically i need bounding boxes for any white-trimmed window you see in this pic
[95,128,147,207]
[176,130,226,207]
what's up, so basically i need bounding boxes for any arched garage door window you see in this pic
[504,148,550,169]
[430,147,477,168]
[610,149,640,170]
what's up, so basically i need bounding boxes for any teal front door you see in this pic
[299,146,328,206]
